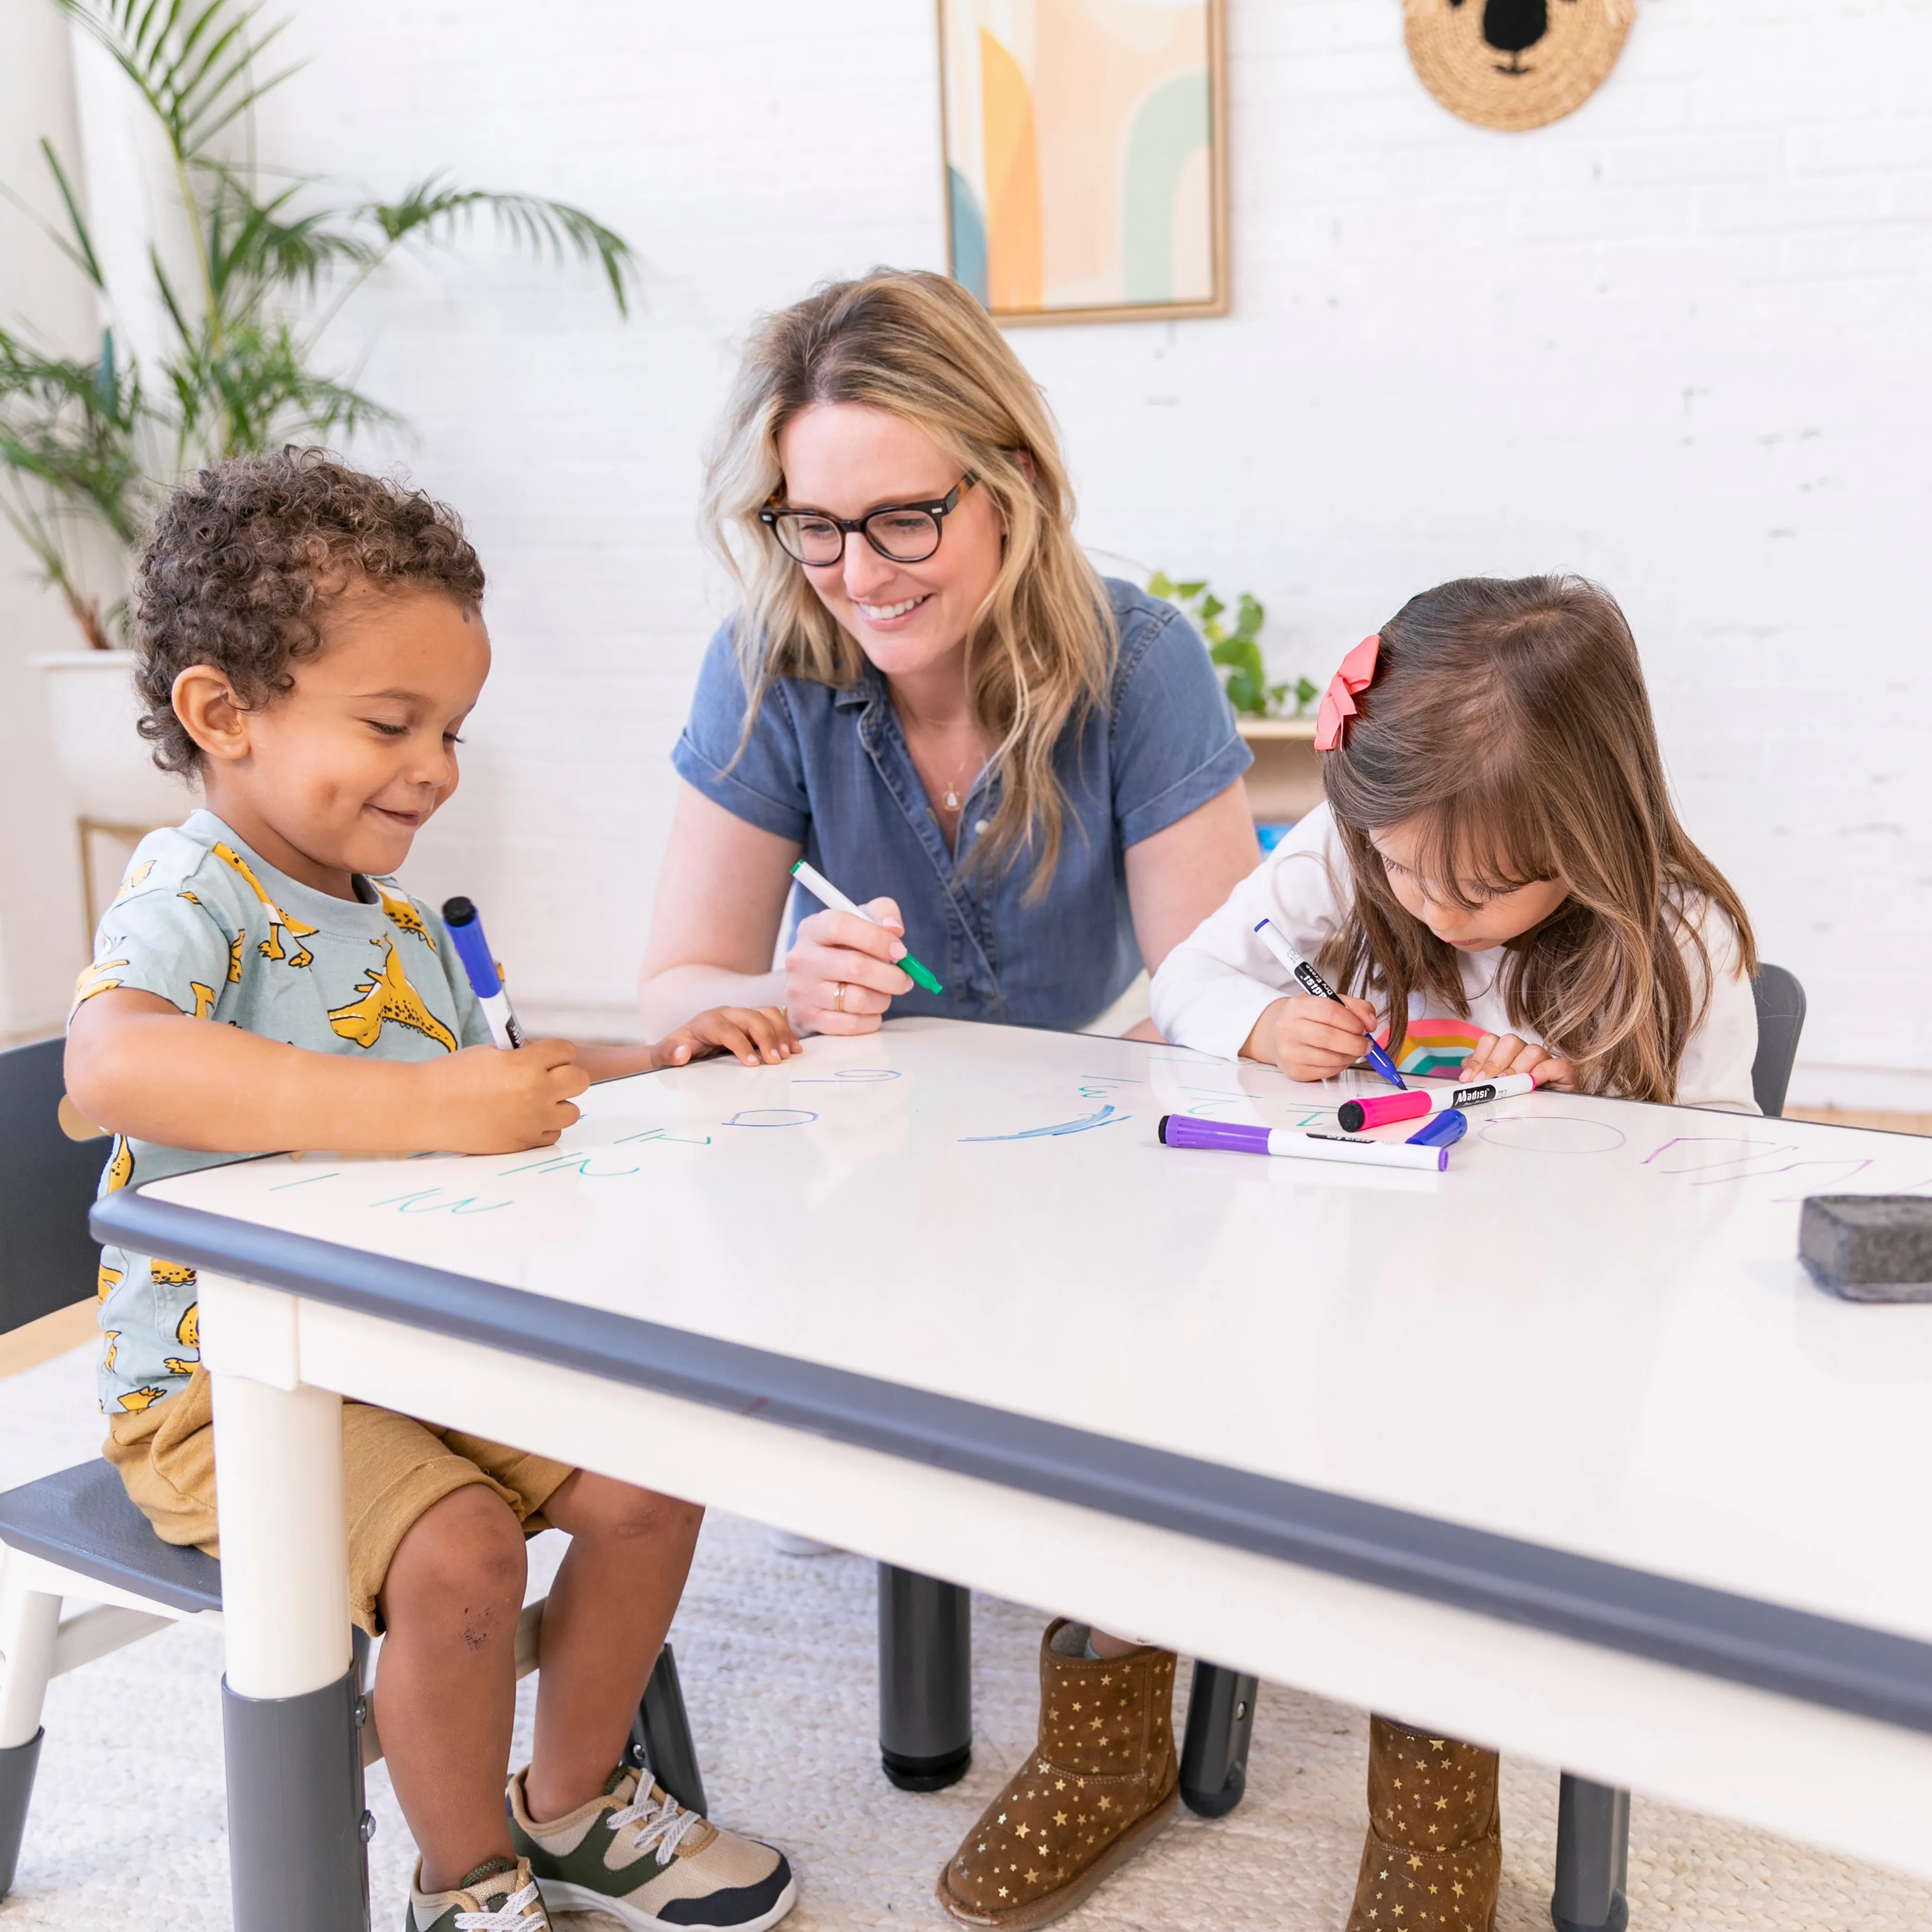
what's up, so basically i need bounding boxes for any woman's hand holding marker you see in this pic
[786,859,945,1037]
[786,894,916,1036]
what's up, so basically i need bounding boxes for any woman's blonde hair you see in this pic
[1318,575,1757,1103]
[700,269,1114,896]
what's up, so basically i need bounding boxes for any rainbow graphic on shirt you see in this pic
[1392,1018,1487,1080]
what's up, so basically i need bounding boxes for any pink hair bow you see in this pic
[1312,634,1381,752]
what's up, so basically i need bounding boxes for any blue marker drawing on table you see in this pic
[370,1187,510,1215]
[962,1103,1131,1142]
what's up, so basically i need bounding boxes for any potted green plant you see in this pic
[1147,571,1318,719]
[5,0,636,833]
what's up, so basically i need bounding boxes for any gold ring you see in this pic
[832,981,846,1013]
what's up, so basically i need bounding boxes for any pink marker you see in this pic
[1337,1069,1543,1134]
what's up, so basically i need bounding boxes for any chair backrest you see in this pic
[0,1037,109,1333]
[1751,964,1807,1121]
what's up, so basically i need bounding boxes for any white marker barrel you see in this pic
[1159,1114,1449,1171]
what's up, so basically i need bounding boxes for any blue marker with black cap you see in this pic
[441,897,524,1049]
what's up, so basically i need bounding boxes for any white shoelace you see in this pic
[453,1878,544,1930]
[605,1780,701,1862]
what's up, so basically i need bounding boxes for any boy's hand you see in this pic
[1462,1033,1575,1091]
[416,1039,589,1151]
[656,1005,801,1069]
[1242,993,1386,1082]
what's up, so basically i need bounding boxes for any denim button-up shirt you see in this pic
[672,579,1251,1032]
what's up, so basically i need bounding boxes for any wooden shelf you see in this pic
[1237,715,1323,823]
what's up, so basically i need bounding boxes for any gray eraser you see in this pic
[1799,1195,1932,1302]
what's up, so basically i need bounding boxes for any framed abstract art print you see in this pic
[938,0,1228,325]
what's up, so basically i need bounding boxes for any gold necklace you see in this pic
[939,749,974,813]
[899,705,981,814]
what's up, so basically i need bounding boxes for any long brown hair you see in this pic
[699,269,1114,897]
[1318,575,1756,1102]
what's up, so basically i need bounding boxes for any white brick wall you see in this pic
[14,0,1932,1101]
[0,1,93,1037]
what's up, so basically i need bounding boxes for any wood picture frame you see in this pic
[938,0,1229,327]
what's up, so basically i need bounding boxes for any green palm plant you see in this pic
[0,0,637,647]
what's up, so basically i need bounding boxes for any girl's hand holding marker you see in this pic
[1246,917,1407,1089]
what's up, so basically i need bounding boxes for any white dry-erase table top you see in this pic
[98,1016,1932,1877]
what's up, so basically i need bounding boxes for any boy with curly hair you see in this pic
[64,449,801,1932]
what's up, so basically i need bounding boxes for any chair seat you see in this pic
[0,1459,221,1615]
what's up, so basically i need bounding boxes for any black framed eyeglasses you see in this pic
[758,472,979,567]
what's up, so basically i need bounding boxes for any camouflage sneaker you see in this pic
[508,1763,796,1932]
[408,1855,550,1932]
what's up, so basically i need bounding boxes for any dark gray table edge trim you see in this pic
[97,1185,1932,1738]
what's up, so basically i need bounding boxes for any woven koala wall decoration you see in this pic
[1403,0,1634,132]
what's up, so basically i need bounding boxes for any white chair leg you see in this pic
[0,1556,60,1751]
[0,1552,61,1897]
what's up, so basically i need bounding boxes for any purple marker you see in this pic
[1158,1113,1449,1172]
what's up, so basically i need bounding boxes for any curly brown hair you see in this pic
[134,447,485,774]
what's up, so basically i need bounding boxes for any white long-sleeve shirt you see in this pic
[1150,803,1760,1113]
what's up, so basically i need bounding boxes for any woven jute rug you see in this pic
[1403,0,1635,132]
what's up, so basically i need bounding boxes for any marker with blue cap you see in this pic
[1406,1109,1467,1151]
[440,896,524,1050]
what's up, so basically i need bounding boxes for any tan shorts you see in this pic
[103,1366,574,1634]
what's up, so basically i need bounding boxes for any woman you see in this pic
[638,270,1260,1927]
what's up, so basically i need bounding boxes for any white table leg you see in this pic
[207,1277,368,1931]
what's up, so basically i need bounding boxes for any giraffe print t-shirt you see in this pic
[71,810,491,1419]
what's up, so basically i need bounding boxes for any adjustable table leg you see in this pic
[877,1564,971,1791]
[213,1357,368,1932]
[1551,1772,1630,1932]
[1179,1662,1259,1817]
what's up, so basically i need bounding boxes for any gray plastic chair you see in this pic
[0,1036,702,1903]
[1552,964,1806,1932]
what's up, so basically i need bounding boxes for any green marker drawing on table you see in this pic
[790,860,946,996]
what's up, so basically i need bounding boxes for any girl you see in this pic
[1149,572,1759,1931]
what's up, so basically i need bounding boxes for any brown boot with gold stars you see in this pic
[1344,1717,1502,1932]
[936,1619,1179,1930]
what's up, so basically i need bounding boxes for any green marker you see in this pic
[790,859,945,996]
